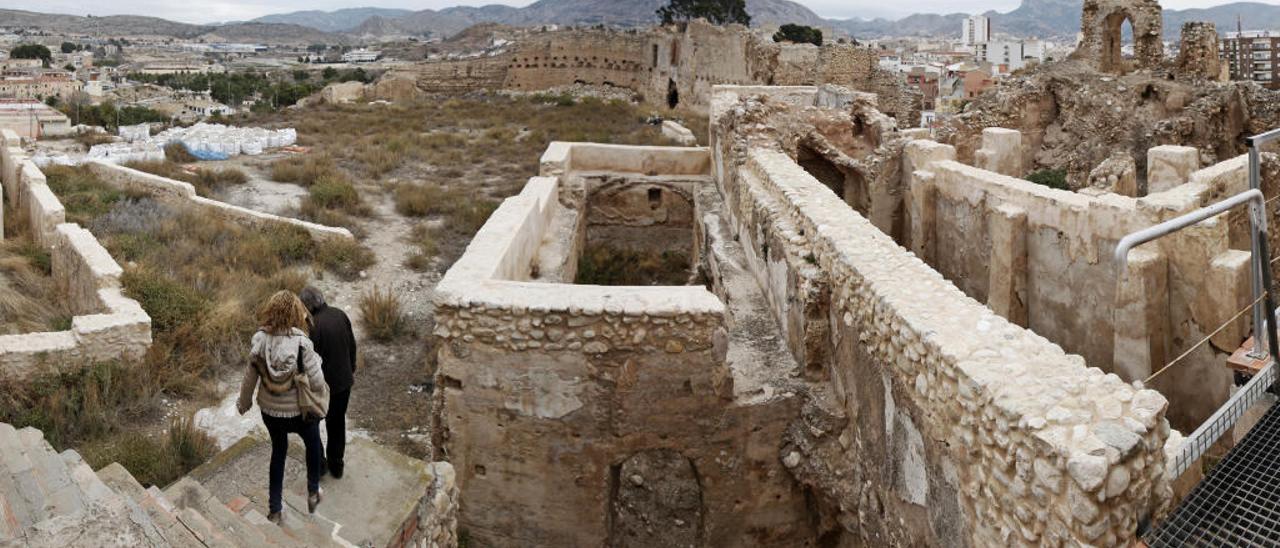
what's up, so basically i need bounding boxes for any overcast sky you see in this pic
[6,0,1278,25]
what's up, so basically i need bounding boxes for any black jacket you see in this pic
[310,305,357,392]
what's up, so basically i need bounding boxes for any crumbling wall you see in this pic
[1072,0,1164,74]
[710,104,1173,543]
[414,55,508,94]
[432,143,814,547]
[394,23,915,119]
[0,130,151,376]
[1176,22,1227,82]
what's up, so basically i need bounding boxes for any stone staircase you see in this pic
[0,422,457,547]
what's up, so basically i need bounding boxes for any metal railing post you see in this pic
[1249,145,1269,357]
[1248,128,1280,361]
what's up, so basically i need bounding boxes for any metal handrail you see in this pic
[1116,129,1280,481]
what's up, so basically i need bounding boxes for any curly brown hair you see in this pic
[257,290,310,335]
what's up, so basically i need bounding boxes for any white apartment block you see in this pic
[962,15,991,47]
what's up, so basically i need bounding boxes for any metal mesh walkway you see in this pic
[1146,400,1280,547]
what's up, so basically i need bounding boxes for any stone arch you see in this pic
[1073,0,1164,74]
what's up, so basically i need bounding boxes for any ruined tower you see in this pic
[1072,0,1165,74]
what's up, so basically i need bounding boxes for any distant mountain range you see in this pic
[257,0,1280,41]
[3,0,1280,45]
[289,0,829,40]
[0,8,344,44]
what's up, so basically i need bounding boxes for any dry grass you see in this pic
[46,166,376,394]
[164,143,199,164]
[270,154,338,187]
[0,234,71,335]
[75,132,115,149]
[240,93,690,269]
[358,286,407,342]
[123,160,249,197]
[0,360,215,486]
[575,244,692,286]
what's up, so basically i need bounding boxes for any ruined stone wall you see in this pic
[709,99,1174,545]
[85,161,354,243]
[1072,0,1164,74]
[1176,22,1227,81]
[397,23,915,120]
[504,28,654,96]
[432,143,814,546]
[0,130,151,377]
[412,56,508,94]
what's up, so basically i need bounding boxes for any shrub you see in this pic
[80,417,217,487]
[123,160,248,197]
[44,165,125,225]
[75,132,115,148]
[164,143,198,163]
[1026,169,1069,190]
[0,361,154,448]
[405,224,440,271]
[122,268,209,332]
[359,286,408,342]
[576,244,691,286]
[0,235,66,335]
[315,237,376,279]
[270,155,336,186]
[308,175,361,210]
[394,183,459,217]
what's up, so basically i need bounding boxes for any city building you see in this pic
[962,15,991,47]
[937,61,995,113]
[342,49,381,63]
[0,99,71,138]
[906,65,942,110]
[136,63,225,75]
[1222,30,1279,89]
[977,39,1048,72]
[0,70,82,100]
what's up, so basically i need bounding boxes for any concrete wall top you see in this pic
[439,144,726,324]
[539,142,711,177]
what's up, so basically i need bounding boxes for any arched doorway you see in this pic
[666,78,679,109]
[609,450,704,547]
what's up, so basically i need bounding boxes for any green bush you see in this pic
[81,417,217,487]
[315,237,376,279]
[308,176,360,210]
[122,268,209,332]
[1026,169,1069,190]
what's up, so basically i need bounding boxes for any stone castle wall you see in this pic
[0,130,151,376]
[401,22,917,124]
[709,90,1174,545]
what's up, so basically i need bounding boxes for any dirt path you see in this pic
[200,169,443,459]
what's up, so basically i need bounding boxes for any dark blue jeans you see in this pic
[261,412,323,514]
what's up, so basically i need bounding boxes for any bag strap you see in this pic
[296,340,305,376]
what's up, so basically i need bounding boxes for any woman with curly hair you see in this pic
[237,290,328,523]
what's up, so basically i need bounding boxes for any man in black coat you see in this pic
[299,286,357,479]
